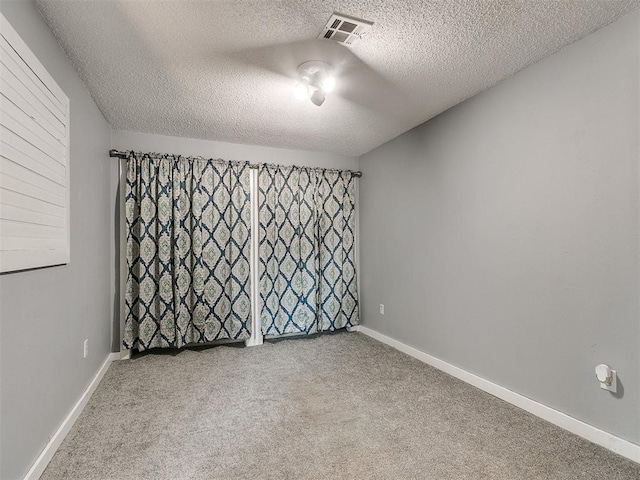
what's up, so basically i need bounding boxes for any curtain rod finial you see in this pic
[110,149,128,159]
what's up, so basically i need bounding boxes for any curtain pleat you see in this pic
[316,170,358,331]
[258,164,359,336]
[123,153,251,351]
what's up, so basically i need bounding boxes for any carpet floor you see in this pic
[41,332,639,479]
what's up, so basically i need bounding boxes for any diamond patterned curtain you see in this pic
[258,164,359,336]
[316,169,358,331]
[123,153,251,351]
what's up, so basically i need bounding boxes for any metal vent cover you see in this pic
[318,12,373,46]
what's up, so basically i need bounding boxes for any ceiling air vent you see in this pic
[318,13,373,46]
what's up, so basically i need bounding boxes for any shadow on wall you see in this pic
[111,163,121,352]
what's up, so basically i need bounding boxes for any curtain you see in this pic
[123,152,251,351]
[258,164,358,336]
[316,169,358,331]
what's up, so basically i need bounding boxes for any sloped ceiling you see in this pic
[36,0,639,156]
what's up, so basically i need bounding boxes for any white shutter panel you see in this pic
[0,12,70,272]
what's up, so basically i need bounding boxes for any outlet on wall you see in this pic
[379,304,385,315]
[83,339,88,358]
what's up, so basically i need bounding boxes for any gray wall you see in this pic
[0,2,113,479]
[359,10,640,444]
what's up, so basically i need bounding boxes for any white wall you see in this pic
[0,1,113,478]
[111,130,359,170]
[358,10,639,445]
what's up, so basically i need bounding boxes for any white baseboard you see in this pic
[355,325,640,464]
[111,350,131,361]
[20,328,639,479]
[23,354,114,480]
[245,333,264,347]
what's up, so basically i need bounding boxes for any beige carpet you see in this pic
[41,332,639,479]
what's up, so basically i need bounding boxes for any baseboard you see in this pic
[110,350,131,361]
[23,354,114,480]
[245,335,264,347]
[20,328,639,479]
[355,325,640,464]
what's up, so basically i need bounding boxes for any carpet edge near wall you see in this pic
[22,352,121,480]
[353,325,640,464]
[22,329,640,478]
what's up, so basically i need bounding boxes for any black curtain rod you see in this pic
[109,149,362,178]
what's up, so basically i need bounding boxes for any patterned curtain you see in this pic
[123,152,251,351]
[258,164,358,336]
[316,170,358,331]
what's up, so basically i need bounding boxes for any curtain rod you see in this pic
[109,149,362,178]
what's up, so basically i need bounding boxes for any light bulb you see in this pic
[310,89,325,106]
[294,82,309,100]
[321,76,335,92]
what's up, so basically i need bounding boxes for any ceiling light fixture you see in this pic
[321,76,335,92]
[294,81,310,100]
[295,60,335,106]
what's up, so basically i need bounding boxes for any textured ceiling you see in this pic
[36,0,639,156]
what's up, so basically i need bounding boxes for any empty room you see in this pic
[1,0,639,478]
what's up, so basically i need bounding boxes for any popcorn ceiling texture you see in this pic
[36,0,639,156]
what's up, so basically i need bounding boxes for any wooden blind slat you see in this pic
[0,110,65,164]
[0,187,66,218]
[1,95,66,156]
[0,157,65,197]
[0,236,66,251]
[0,37,65,118]
[0,124,66,178]
[0,203,65,228]
[0,77,66,142]
[0,141,66,186]
[0,170,66,207]
[0,218,66,239]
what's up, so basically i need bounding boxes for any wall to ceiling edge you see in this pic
[358,9,640,444]
[110,130,359,170]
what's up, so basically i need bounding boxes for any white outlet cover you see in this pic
[379,304,385,315]
[601,369,617,393]
[595,364,617,393]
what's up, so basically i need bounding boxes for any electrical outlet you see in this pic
[379,304,385,315]
[83,339,88,358]
[595,364,617,393]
